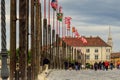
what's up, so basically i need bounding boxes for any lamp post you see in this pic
[1,0,9,80]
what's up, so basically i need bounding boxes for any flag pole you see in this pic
[43,0,47,58]
[48,0,52,69]
[52,9,56,68]
[55,0,59,69]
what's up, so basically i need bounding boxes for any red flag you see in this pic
[64,17,72,24]
[74,29,81,38]
[81,37,87,44]
[51,0,58,11]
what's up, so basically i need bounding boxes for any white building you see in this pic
[62,36,112,65]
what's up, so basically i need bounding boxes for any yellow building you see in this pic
[111,52,120,67]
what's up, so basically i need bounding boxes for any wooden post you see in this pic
[39,1,43,72]
[10,0,17,79]
[52,29,55,69]
[36,0,40,77]
[31,0,35,79]
[48,25,51,68]
[19,0,28,79]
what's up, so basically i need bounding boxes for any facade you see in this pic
[111,52,120,67]
[62,36,112,65]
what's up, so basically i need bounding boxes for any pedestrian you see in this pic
[98,61,102,70]
[64,61,68,70]
[94,62,98,71]
[104,61,109,71]
[102,61,105,70]
[43,57,50,73]
[78,62,82,70]
[75,61,78,71]
[110,61,114,70]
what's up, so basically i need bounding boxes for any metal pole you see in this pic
[1,0,9,80]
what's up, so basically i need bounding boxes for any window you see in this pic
[86,49,90,53]
[86,55,90,60]
[106,49,110,52]
[95,49,98,53]
[95,55,98,60]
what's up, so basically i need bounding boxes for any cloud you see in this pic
[0,0,120,52]
[60,0,120,26]
[58,0,120,52]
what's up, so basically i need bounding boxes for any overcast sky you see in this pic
[57,0,120,52]
[0,0,120,52]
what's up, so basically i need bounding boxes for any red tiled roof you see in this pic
[62,36,111,47]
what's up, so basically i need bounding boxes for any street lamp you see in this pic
[1,0,9,79]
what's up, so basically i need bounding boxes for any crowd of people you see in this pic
[42,58,120,71]
[64,61,120,71]
[93,61,114,71]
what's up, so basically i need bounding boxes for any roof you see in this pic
[111,52,120,58]
[62,36,111,47]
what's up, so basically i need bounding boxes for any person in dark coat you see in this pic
[75,61,78,71]
[43,58,50,65]
[94,62,98,71]
[64,61,68,70]
[110,61,114,70]
[43,58,50,73]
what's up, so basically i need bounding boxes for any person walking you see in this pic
[43,58,50,73]
[75,61,78,71]
[104,61,109,71]
[94,62,98,71]
[110,61,114,70]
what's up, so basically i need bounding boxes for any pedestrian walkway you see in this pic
[46,69,120,80]
[0,69,120,80]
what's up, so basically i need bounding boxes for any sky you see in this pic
[0,0,120,52]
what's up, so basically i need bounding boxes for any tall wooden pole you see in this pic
[43,0,47,58]
[31,0,35,79]
[19,0,28,79]
[36,0,40,77]
[52,10,56,69]
[48,0,52,69]
[39,1,42,72]
[26,0,29,65]
[26,0,29,79]
[10,0,17,79]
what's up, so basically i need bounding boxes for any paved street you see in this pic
[47,69,120,80]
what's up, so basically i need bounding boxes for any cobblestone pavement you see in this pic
[47,69,120,80]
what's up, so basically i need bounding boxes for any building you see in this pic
[111,52,120,67]
[62,36,112,65]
